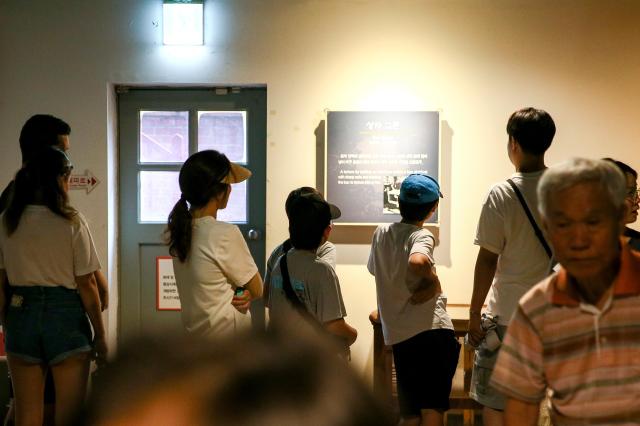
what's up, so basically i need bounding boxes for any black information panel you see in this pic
[325,111,440,225]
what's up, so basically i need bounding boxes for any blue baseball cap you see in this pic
[399,174,443,204]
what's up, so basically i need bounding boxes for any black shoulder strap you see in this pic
[279,249,315,321]
[279,246,351,359]
[507,179,553,259]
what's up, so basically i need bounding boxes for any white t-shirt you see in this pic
[172,217,258,338]
[0,206,101,288]
[474,171,551,325]
[368,223,453,346]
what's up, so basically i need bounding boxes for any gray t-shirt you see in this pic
[264,240,336,307]
[268,248,346,324]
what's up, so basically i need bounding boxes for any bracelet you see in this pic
[469,309,482,316]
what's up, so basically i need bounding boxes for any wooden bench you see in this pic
[369,310,482,425]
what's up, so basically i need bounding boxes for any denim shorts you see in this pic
[469,324,508,410]
[5,286,92,365]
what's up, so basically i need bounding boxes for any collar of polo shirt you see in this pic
[551,239,640,307]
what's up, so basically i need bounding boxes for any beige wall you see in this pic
[1,0,639,378]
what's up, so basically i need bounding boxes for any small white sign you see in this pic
[157,256,181,311]
[69,169,100,194]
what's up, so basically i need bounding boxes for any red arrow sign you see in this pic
[69,170,100,194]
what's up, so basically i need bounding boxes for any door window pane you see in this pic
[218,181,247,224]
[198,111,246,162]
[140,171,180,223]
[140,111,189,163]
[140,171,247,224]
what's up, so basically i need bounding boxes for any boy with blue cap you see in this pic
[368,174,460,426]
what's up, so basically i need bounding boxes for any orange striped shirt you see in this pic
[491,244,640,425]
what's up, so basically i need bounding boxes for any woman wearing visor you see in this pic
[166,150,262,338]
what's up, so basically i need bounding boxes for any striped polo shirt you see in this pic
[491,243,640,425]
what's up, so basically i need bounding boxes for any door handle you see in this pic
[246,229,261,240]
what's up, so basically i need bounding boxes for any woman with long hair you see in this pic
[0,147,107,425]
[166,150,262,338]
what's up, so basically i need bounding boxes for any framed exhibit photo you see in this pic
[325,111,440,225]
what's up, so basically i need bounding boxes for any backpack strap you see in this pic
[278,248,316,322]
[506,179,553,259]
[279,245,351,360]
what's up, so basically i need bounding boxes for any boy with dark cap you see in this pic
[267,192,357,348]
[264,187,341,306]
[368,174,459,426]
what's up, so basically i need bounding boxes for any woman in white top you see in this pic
[0,147,107,426]
[166,150,262,338]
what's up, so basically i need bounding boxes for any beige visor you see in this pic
[222,162,252,184]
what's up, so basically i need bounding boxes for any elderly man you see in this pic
[490,158,640,425]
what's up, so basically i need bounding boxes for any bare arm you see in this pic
[407,252,441,304]
[324,318,357,346]
[504,398,539,426]
[76,272,107,362]
[94,269,108,311]
[244,272,263,300]
[231,272,263,314]
[468,247,499,346]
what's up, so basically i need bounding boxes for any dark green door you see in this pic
[118,88,267,345]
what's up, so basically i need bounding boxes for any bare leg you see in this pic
[421,409,444,426]
[483,406,504,426]
[7,355,45,426]
[50,353,90,426]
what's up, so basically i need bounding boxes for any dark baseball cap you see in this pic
[288,192,341,227]
[285,187,341,220]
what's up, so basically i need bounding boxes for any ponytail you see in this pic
[166,150,235,261]
[166,197,193,262]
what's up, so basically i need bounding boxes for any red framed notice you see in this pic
[156,256,181,311]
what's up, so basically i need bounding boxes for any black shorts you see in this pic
[392,328,461,416]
